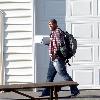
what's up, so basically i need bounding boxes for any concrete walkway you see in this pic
[0,90,100,100]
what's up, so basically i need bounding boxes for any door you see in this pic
[66,0,100,89]
[34,0,66,83]
[34,0,100,89]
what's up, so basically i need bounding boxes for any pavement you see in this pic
[0,90,100,100]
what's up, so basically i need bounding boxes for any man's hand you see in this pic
[50,55,57,61]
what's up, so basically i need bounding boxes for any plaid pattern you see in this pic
[49,28,62,58]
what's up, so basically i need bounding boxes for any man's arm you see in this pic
[55,29,61,51]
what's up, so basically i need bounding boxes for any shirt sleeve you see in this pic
[55,29,61,50]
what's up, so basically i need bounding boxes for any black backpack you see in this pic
[59,29,77,65]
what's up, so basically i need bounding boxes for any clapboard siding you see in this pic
[4,39,32,46]
[0,3,31,10]
[5,10,31,17]
[5,76,32,83]
[4,54,32,61]
[4,47,32,53]
[5,17,32,24]
[5,68,32,75]
[5,32,32,39]
[0,0,30,2]
[0,0,33,84]
[5,25,32,31]
[4,61,32,68]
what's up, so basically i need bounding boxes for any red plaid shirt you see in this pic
[49,28,62,58]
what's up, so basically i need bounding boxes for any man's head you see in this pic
[48,19,58,31]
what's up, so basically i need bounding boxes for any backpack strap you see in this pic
[57,28,65,35]
[58,28,71,66]
[65,59,71,66]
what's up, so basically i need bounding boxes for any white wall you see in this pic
[0,0,33,84]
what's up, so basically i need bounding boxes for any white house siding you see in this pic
[0,0,33,85]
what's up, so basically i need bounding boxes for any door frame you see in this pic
[32,0,37,83]
[0,10,4,85]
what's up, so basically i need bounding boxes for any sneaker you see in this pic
[71,91,80,97]
[39,93,50,97]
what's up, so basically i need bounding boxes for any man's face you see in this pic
[48,21,57,31]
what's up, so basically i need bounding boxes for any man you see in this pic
[41,19,80,97]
